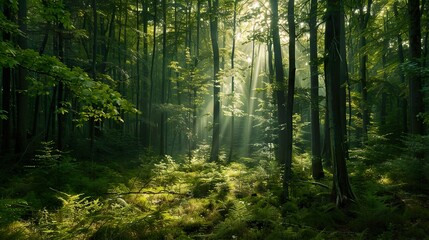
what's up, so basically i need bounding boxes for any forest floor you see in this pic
[1,138,429,239]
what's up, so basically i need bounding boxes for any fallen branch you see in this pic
[297,181,330,189]
[104,190,191,197]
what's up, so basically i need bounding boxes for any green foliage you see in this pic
[0,47,137,126]
[37,193,102,240]
[2,141,429,239]
[0,199,30,227]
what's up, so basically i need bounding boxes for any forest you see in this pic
[0,0,428,239]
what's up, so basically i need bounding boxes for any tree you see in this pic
[283,0,296,200]
[325,0,355,206]
[160,0,167,156]
[15,0,29,154]
[208,0,221,163]
[228,0,238,162]
[358,0,372,143]
[1,0,12,154]
[309,0,324,180]
[393,1,408,133]
[408,0,425,136]
[269,0,288,198]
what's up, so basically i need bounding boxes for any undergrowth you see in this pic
[0,136,428,239]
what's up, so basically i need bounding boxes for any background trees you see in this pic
[0,0,428,215]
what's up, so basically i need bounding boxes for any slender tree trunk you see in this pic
[408,0,425,136]
[160,0,167,156]
[148,0,157,148]
[270,0,288,197]
[57,23,66,150]
[32,28,49,138]
[309,0,324,180]
[339,0,349,158]
[15,0,29,154]
[141,0,150,148]
[228,0,238,163]
[284,0,296,200]
[136,0,141,141]
[246,24,256,157]
[359,0,372,143]
[393,1,407,133]
[208,0,220,162]
[90,0,98,154]
[325,0,355,206]
[192,0,201,151]
[380,17,388,128]
[1,1,12,154]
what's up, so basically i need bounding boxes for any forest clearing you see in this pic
[1,0,429,239]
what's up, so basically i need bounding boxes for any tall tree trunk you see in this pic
[160,0,167,156]
[135,0,141,141]
[393,1,407,133]
[339,0,349,158]
[208,0,220,162]
[359,0,372,143]
[90,0,98,155]
[269,0,288,195]
[408,0,425,135]
[32,29,49,138]
[1,1,12,154]
[141,0,150,148]
[192,0,201,151]
[57,23,66,150]
[284,0,296,200]
[325,0,355,206]
[309,0,324,180]
[15,0,29,154]
[380,17,388,128]
[228,0,238,163]
[149,0,157,148]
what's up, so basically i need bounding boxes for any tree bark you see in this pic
[141,0,150,148]
[359,0,372,144]
[270,0,288,198]
[228,0,238,163]
[309,0,324,180]
[325,0,355,206]
[160,0,167,156]
[393,1,407,133]
[208,0,220,162]
[408,0,425,135]
[15,0,29,154]
[1,1,12,154]
[284,0,296,201]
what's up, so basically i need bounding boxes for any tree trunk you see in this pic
[325,0,355,206]
[359,0,372,144]
[135,0,141,142]
[148,0,157,148]
[141,0,150,148]
[57,23,66,150]
[208,0,220,163]
[393,1,407,133]
[160,0,167,156]
[309,0,324,180]
[228,0,238,163]
[339,0,349,158]
[284,0,296,201]
[270,0,288,198]
[192,0,201,151]
[408,0,425,135]
[1,1,12,154]
[15,0,29,155]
